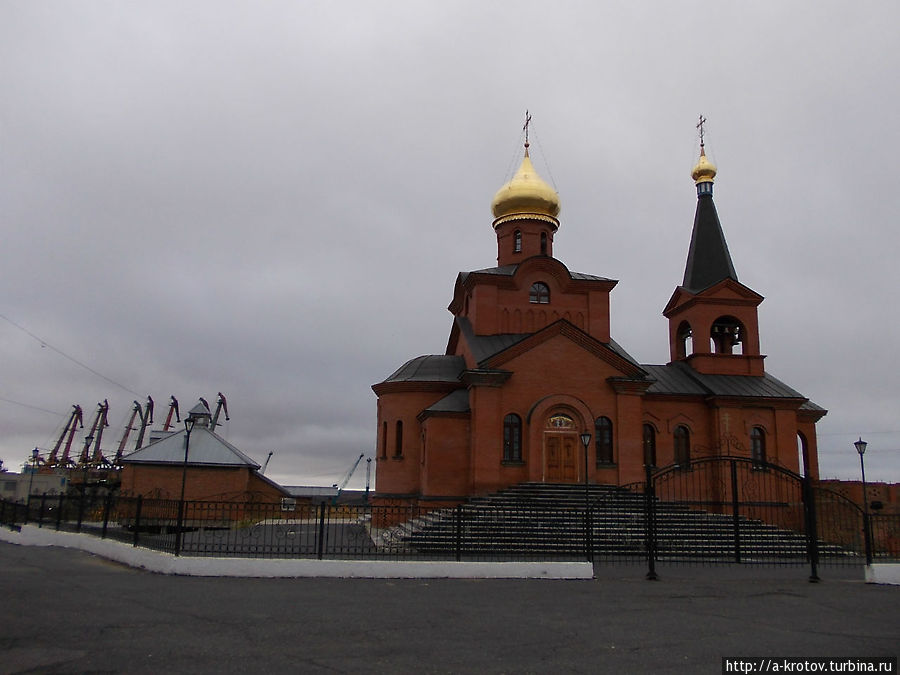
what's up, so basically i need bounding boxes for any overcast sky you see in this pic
[1,1,898,489]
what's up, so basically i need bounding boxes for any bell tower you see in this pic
[663,122,765,376]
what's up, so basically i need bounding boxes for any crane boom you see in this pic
[162,396,180,431]
[332,453,365,504]
[114,401,142,467]
[210,392,230,431]
[48,405,83,467]
[133,396,154,451]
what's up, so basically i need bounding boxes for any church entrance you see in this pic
[543,414,580,483]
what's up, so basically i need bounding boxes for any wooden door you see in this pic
[545,433,579,483]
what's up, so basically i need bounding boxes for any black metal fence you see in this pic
[2,458,897,574]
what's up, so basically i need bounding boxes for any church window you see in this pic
[394,420,403,458]
[676,321,693,359]
[643,424,657,467]
[674,425,691,467]
[529,282,550,304]
[595,417,613,465]
[503,414,522,462]
[751,427,766,467]
[540,232,548,254]
[513,230,522,253]
[381,421,387,459]
[710,316,745,355]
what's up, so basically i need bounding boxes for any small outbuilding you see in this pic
[120,401,289,503]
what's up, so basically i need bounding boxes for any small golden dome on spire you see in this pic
[691,145,717,184]
[491,144,561,228]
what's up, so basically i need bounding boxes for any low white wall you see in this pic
[865,563,900,585]
[0,525,594,580]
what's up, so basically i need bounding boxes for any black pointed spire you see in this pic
[682,143,738,293]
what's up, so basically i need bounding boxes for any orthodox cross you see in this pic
[696,114,707,148]
[523,110,532,145]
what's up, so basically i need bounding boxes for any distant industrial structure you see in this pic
[8,393,371,506]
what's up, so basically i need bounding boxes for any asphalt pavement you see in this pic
[0,541,896,674]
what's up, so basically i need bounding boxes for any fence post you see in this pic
[316,501,326,560]
[730,460,742,564]
[802,476,820,583]
[55,494,64,530]
[455,504,462,562]
[0,499,5,526]
[132,496,143,548]
[101,491,113,539]
[645,463,658,580]
[38,493,47,528]
[76,490,85,532]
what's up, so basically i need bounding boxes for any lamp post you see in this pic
[26,448,39,506]
[175,417,196,555]
[580,431,593,562]
[854,437,872,565]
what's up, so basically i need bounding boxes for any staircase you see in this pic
[388,482,849,561]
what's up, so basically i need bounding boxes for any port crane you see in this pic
[45,404,83,469]
[332,453,365,504]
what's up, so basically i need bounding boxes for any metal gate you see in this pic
[644,457,828,580]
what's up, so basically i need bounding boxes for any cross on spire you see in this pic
[523,110,532,147]
[697,114,707,148]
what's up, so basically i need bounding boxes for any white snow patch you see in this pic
[0,525,594,579]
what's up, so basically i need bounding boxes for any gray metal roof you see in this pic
[381,355,465,383]
[121,426,261,468]
[644,361,811,401]
[459,264,613,284]
[424,389,471,413]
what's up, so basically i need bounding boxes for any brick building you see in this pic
[120,402,288,502]
[372,137,826,502]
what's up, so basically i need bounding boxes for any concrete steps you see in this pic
[393,482,850,560]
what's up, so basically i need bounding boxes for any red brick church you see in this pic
[373,131,825,502]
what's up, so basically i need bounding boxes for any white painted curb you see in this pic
[865,563,900,585]
[0,525,594,579]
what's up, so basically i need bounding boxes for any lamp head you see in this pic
[580,432,592,448]
[854,437,867,456]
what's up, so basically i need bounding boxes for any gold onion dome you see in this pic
[491,145,561,228]
[691,146,717,184]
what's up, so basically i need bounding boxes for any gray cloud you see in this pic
[2,1,898,486]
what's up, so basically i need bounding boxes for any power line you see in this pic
[0,395,66,417]
[0,312,142,397]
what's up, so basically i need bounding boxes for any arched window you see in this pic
[513,230,522,253]
[676,321,693,359]
[643,424,657,467]
[710,316,745,355]
[503,414,522,462]
[674,425,691,467]
[540,232,548,254]
[381,421,387,459]
[595,416,613,465]
[529,282,550,304]
[394,420,403,458]
[751,427,766,467]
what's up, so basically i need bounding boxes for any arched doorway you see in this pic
[543,413,580,482]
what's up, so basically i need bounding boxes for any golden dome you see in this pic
[691,146,717,184]
[491,145,561,227]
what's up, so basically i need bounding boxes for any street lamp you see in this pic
[854,437,872,565]
[26,448,39,503]
[580,431,592,562]
[175,416,196,555]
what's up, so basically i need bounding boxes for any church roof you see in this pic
[424,389,471,414]
[121,426,261,468]
[458,264,613,285]
[643,361,814,402]
[382,355,466,383]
